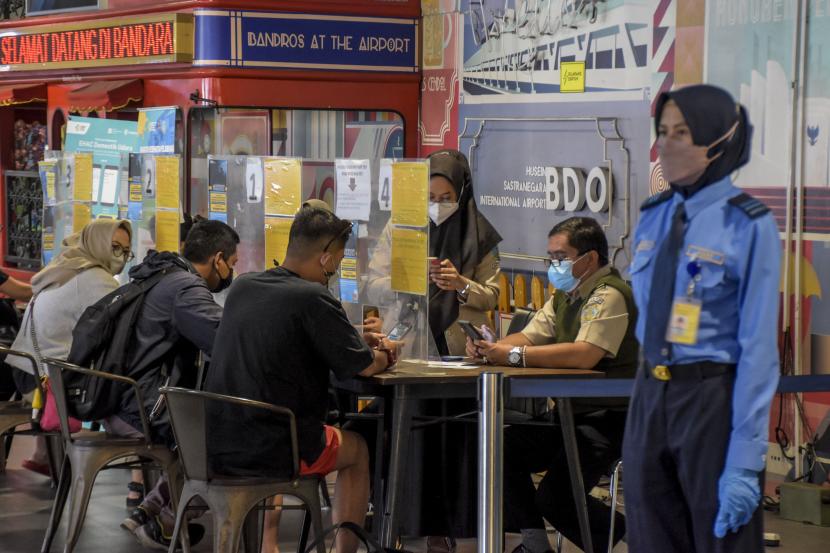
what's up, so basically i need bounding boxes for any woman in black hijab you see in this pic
[426,149,502,355]
[367,149,502,357]
[623,84,781,553]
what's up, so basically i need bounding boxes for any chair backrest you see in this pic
[513,274,528,309]
[497,273,511,312]
[506,307,536,336]
[0,345,46,399]
[160,387,301,482]
[43,357,152,445]
[530,275,545,310]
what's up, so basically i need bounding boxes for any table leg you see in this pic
[380,389,414,548]
[478,372,504,553]
[557,397,594,553]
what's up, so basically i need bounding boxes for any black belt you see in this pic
[645,361,736,381]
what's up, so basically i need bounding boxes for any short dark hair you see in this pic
[182,219,240,263]
[180,213,207,243]
[549,217,609,266]
[287,207,351,258]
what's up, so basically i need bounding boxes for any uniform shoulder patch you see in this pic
[640,190,674,211]
[727,193,770,219]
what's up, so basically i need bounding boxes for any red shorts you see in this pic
[300,425,340,476]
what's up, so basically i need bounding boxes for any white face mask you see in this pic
[429,201,459,226]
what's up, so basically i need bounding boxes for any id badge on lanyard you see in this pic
[666,259,702,345]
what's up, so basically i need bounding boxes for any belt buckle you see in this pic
[652,365,671,381]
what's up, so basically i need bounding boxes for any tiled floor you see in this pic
[1,435,827,552]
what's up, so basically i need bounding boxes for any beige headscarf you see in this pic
[32,218,132,295]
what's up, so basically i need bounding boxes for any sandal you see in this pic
[22,459,51,477]
[126,481,145,509]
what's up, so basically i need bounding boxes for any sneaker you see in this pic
[134,516,205,551]
[120,506,151,534]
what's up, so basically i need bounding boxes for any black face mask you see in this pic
[211,255,234,293]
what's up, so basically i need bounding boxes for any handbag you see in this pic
[304,521,412,553]
[28,294,81,434]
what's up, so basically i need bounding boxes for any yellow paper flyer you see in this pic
[72,154,93,202]
[265,217,293,268]
[72,203,92,233]
[391,161,429,227]
[155,210,180,253]
[391,227,428,295]
[155,157,180,210]
[265,158,302,216]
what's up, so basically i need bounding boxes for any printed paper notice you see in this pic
[155,157,180,210]
[246,158,264,203]
[377,160,393,211]
[391,227,428,296]
[73,154,93,202]
[391,162,429,227]
[335,159,371,221]
[560,61,586,93]
[155,210,180,253]
[265,158,302,216]
[265,217,293,268]
[72,203,92,233]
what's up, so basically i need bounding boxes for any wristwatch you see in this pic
[507,346,523,367]
[457,281,472,301]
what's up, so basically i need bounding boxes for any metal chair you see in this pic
[160,386,327,553]
[41,358,182,553]
[607,459,623,553]
[0,346,62,485]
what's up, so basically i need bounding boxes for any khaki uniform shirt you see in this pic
[521,265,629,357]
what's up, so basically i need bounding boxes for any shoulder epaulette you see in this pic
[727,193,770,219]
[640,190,674,211]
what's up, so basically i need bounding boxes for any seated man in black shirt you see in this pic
[205,207,394,553]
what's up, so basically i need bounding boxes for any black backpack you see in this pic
[64,269,170,421]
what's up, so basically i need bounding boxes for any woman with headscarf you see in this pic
[365,150,501,550]
[367,149,502,356]
[9,219,133,479]
[623,85,781,552]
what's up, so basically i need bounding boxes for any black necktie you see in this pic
[644,202,687,366]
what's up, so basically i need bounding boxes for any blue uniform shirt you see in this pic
[630,176,781,472]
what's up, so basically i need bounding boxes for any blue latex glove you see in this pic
[713,467,761,538]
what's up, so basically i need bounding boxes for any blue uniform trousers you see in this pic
[622,364,764,552]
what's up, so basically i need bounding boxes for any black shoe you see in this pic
[120,506,151,534]
[134,516,205,551]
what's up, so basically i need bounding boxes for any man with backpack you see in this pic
[69,219,239,550]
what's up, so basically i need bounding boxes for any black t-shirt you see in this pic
[204,267,373,477]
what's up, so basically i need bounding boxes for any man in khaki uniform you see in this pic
[470,217,637,553]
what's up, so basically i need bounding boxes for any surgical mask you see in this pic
[547,253,587,293]
[658,121,738,185]
[211,256,234,293]
[429,201,459,226]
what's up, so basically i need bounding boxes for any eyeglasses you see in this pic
[543,252,586,269]
[112,244,135,261]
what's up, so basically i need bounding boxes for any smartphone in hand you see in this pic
[458,319,484,341]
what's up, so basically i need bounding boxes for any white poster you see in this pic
[335,159,372,221]
[377,159,393,212]
[245,157,264,203]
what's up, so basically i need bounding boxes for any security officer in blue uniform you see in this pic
[622,84,781,552]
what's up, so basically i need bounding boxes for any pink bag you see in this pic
[39,380,82,434]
